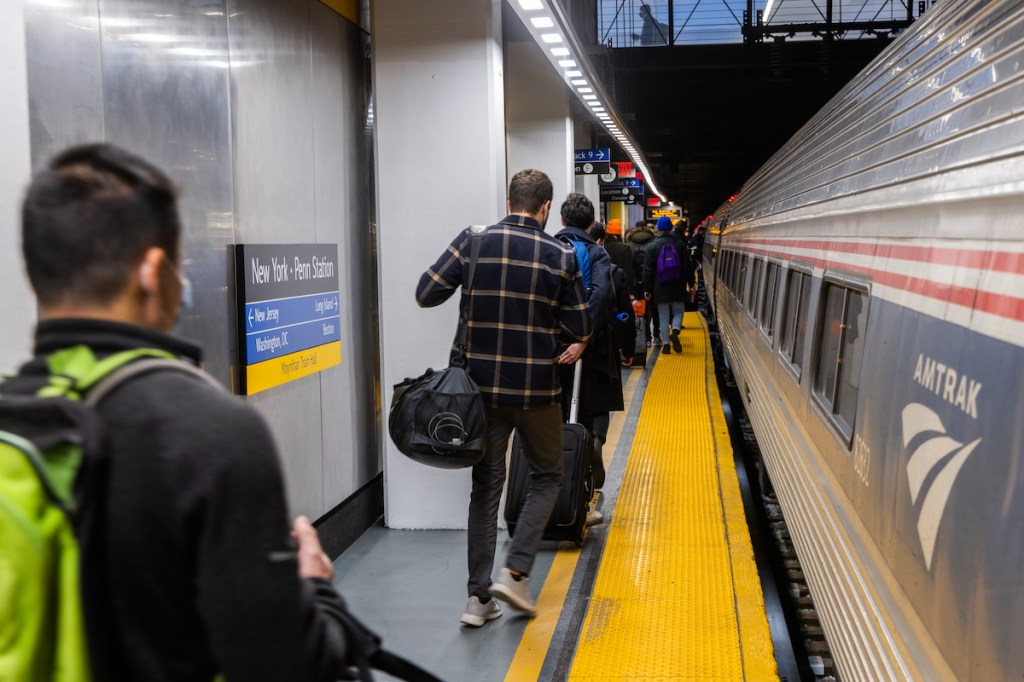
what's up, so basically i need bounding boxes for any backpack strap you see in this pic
[85,358,222,407]
[452,225,487,368]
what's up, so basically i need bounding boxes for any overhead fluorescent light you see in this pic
[508,0,667,201]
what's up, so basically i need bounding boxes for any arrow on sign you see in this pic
[248,308,255,328]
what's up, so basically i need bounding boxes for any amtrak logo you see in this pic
[902,404,981,571]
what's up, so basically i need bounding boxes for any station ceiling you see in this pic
[589,38,898,221]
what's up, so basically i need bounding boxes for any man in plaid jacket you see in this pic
[416,169,591,626]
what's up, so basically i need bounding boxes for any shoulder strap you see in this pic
[85,358,222,407]
[453,225,487,366]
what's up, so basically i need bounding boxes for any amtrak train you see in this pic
[702,0,1024,679]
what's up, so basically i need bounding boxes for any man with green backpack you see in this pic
[0,145,354,681]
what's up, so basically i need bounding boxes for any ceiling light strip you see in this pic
[506,0,666,201]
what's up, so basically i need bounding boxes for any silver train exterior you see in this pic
[702,1,1024,679]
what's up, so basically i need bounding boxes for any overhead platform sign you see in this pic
[646,205,683,221]
[574,148,611,175]
[235,244,341,395]
[599,177,644,204]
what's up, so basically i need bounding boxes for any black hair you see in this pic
[590,224,606,242]
[22,143,181,307]
[508,169,553,215]
[560,192,594,229]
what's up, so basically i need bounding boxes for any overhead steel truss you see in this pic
[595,0,927,46]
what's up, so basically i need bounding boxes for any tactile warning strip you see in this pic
[568,312,778,681]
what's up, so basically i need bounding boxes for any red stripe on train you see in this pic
[734,244,1024,323]
[730,238,1024,275]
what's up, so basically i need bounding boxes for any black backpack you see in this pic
[607,265,636,361]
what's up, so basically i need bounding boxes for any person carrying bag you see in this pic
[389,227,488,469]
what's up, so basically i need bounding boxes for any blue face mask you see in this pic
[165,260,193,332]
[178,272,194,313]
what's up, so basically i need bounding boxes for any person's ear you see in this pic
[138,247,164,298]
[137,246,178,330]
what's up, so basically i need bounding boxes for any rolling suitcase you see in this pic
[505,361,592,547]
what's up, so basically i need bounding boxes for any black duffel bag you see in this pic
[388,364,485,469]
[389,226,488,469]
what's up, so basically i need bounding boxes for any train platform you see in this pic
[333,312,779,681]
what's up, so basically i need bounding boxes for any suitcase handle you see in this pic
[569,359,582,425]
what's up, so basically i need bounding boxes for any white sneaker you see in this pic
[460,596,502,627]
[586,508,604,526]
[488,568,537,616]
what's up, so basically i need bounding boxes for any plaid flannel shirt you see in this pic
[416,215,591,409]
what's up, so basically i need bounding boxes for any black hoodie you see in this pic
[3,319,348,682]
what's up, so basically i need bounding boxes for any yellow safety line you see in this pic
[568,312,778,681]
[504,371,642,681]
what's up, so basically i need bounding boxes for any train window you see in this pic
[792,276,812,371]
[780,269,812,376]
[814,286,845,403]
[747,258,763,315]
[760,262,781,338]
[725,251,735,293]
[741,253,749,299]
[812,283,868,440]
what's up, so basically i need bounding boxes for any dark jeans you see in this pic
[467,403,564,600]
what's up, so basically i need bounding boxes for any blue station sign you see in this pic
[574,148,612,175]
[599,176,645,203]
[235,243,342,395]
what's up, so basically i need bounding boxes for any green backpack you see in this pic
[0,345,199,681]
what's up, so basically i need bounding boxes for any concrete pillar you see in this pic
[374,0,506,528]
[505,40,573,219]
[0,1,35,374]
[573,126,603,223]
[578,175,602,223]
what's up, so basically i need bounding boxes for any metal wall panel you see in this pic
[97,0,236,387]
[310,3,380,510]
[24,0,104,167]
[1,0,35,376]
[228,0,324,519]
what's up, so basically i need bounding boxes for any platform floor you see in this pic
[333,312,778,681]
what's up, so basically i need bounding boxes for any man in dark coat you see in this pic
[643,216,691,355]
[604,219,634,287]
[554,193,620,526]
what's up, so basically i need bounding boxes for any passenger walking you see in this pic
[554,194,621,527]
[416,170,591,624]
[604,218,635,288]
[4,144,351,681]
[634,3,670,45]
[627,222,658,345]
[643,216,691,355]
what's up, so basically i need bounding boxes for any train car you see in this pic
[703,1,1024,679]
